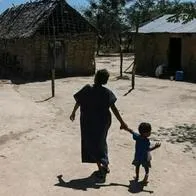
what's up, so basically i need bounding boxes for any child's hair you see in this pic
[94,69,110,85]
[138,122,152,135]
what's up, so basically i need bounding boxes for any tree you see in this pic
[83,0,127,55]
[166,1,196,23]
[126,0,196,29]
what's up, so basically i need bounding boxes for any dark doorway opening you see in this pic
[48,41,66,78]
[168,38,182,74]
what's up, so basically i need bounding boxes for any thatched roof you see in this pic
[0,0,96,40]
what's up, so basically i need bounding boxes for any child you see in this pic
[124,122,161,185]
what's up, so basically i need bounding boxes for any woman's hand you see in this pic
[110,104,128,131]
[70,113,75,121]
[121,124,134,134]
[120,122,128,130]
[70,103,79,121]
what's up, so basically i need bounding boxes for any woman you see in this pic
[70,69,127,179]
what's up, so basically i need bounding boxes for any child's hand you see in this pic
[121,125,133,134]
[126,128,133,133]
[155,143,161,148]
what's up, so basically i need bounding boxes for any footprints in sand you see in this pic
[0,155,7,159]
[156,124,196,145]
[151,124,196,158]
[0,129,34,146]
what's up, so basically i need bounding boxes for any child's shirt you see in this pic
[132,132,150,162]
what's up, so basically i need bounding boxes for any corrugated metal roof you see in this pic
[138,14,196,33]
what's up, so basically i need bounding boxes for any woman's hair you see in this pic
[94,69,110,85]
[138,122,152,135]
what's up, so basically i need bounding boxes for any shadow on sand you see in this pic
[124,87,134,96]
[54,172,153,194]
[128,180,154,194]
[54,172,105,191]
[35,96,53,103]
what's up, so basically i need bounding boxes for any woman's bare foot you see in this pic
[134,176,139,181]
[105,166,110,173]
[97,162,110,174]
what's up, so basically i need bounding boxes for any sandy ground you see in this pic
[0,55,196,196]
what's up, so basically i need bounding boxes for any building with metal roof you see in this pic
[139,15,196,34]
[135,15,196,82]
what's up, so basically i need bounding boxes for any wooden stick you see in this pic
[124,20,139,96]
[131,22,139,89]
[119,33,123,77]
[51,11,56,97]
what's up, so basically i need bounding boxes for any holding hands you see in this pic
[120,124,133,134]
[120,122,129,130]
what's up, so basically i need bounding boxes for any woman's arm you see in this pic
[70,102,80,121]
[110,103,128,129]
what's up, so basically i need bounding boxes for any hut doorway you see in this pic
[48,41,67,77]
[55,41,66,75]
[168,38,182,73]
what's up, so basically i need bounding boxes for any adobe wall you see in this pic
[136,33,196,82]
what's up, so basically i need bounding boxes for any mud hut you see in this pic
[135,15,196,82]
[0,0,97,80]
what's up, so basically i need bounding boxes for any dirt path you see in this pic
[0,56,196,196]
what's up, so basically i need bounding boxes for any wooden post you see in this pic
[52,41,55,97]
[123,19,139,96]
[51,13,56,97]
[119,33,123,77]
[96,10,100,56]
[132,19,139,89]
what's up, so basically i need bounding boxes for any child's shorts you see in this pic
[132,159,151,168]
